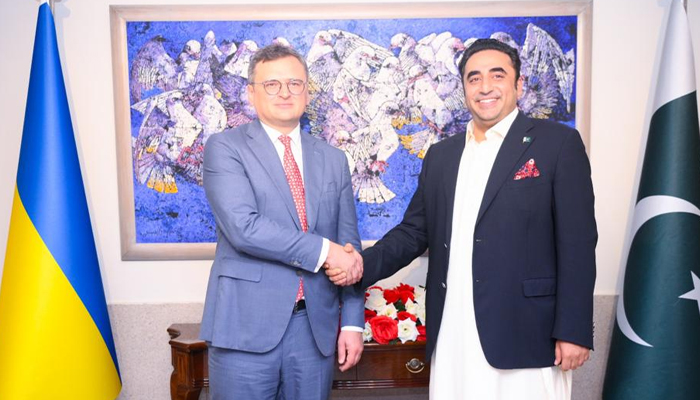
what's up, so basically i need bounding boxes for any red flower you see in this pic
[416,325,427,342]
[364,309,377,323]
[397,311,416,322]
[395,283,415,303]
[364,283,426,344]
[369,316,399,344]
[383,288,400,304]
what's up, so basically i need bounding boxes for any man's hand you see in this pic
[324,264,346,285]
[554,340,590,371]
[324,242,362,286]
[337,331,363,372]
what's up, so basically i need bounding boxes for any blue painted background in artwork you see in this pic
[126,15,578,243]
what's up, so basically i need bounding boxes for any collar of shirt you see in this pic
[260,121,302,153]
[465,108,520,144]
[260,121,305,182]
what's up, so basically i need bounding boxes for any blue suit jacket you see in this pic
[362,112,597,368]
[200,120,364,357]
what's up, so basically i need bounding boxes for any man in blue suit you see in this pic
[332,39,597,398]
[200,43,364,400]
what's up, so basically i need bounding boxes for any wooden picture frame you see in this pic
[110,1,592,260]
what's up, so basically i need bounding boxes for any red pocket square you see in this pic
[513,159,540,180]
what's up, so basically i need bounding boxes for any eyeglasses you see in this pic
[249,79,307,96]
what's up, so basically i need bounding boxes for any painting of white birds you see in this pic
[123,15,580,242]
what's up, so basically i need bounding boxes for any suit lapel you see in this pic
[301,132,323,232]
[246,121,302,230]
[475,112,535,226]
[443,132,466,246]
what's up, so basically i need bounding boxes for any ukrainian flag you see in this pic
[0,3,121,399]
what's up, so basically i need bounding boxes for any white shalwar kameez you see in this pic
[429,109,571,400]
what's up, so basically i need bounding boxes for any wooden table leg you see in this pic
[169,324,209,400]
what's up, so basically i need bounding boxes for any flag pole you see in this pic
[48,0,54,14]
[683,0,687,12]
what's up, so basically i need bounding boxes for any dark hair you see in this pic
[247,43,308,82]
[458,38,521,84]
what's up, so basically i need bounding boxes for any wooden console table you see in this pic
[168,323,429,400]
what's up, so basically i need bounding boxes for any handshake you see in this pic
[323,242,363,286]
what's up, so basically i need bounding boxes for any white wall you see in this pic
[1,0,699,304]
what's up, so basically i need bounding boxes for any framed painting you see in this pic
[110,1,592,260]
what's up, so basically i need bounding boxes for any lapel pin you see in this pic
[522,136,532,143]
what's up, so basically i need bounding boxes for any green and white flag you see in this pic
[603,0,700,399]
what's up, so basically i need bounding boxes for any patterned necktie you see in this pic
[279,135,307,301]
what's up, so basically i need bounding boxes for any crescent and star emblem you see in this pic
[616,195,700,347]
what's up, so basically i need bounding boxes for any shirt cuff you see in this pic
[341,326,364,332]
[314,238,330,273]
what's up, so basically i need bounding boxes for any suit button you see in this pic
[475,279,480,283]
[296,270,303,276]
[475,238,482,243]
[444,243,448,248]
[441,282,446,289]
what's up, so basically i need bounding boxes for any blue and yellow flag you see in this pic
[0,3,121,399]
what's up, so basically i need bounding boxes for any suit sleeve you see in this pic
[203,133,324,272]
[360,147,432,289]
[335,155,365,328]
[551,130,598,349]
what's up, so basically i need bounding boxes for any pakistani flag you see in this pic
[602,0,700,399]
